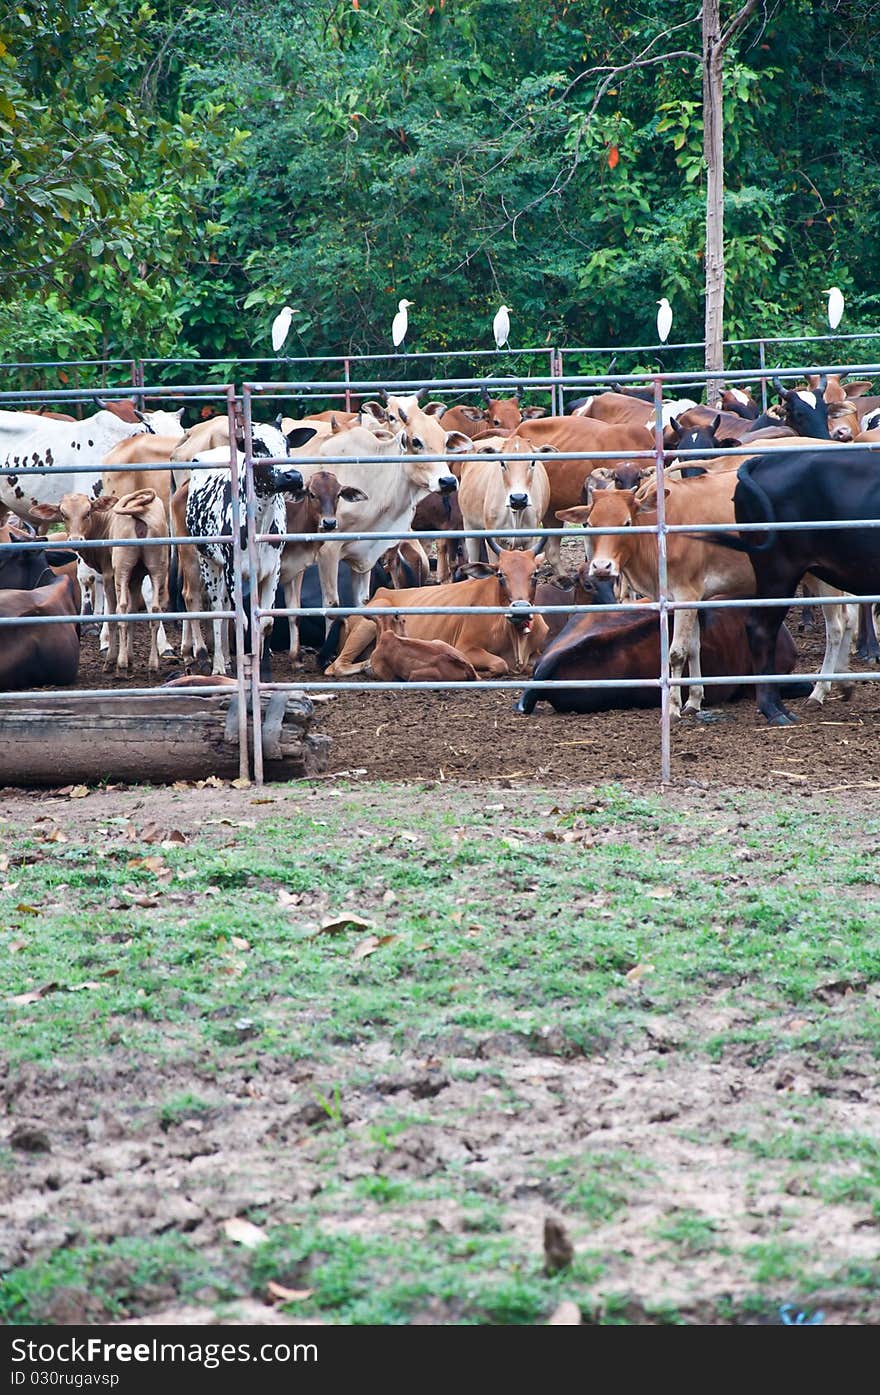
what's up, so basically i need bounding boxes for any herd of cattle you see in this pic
[2,369,880,727]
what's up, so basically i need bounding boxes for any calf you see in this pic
[368,614,478,683]
[279,470,368,660]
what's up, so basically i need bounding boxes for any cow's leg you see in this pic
[667,605,700,717]
[203,567,229,676]
[102,572,119,673]
[435,540,450,584]
[140,574,174,659]
[458,649,509,676]
[856,602,880,662]
[325,617,379,677]
[285,571,304,660]
[257,564,281,680]
[746,602,794,724]
[464,532,483,564]
[807,597,856,706]
[316,544,341,641]
[541,531,562,575]
[146,563,169,673]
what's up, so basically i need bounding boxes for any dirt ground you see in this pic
[70,618,880,790]
[1,781,878,1325]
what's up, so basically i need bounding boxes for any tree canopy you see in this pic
[3,0,879,381]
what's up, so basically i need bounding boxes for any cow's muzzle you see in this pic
[588,559,617,579]
[438,475,457,494]
[319,518,338,532]
[509,493,529,511]
[506,599,534,632]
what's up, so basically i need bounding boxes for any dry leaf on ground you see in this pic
[223,1217,268,1248]
[266,1282,314,1303]
[318,913,374,936]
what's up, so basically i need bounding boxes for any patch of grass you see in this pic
[158,1092,214,1131]
[654,1209,720,1258]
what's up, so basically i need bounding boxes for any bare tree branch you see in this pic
[719,0,760,53]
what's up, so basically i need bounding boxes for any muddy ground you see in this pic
[69,618,880,790]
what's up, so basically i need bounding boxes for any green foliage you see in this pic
[3,1,880,377]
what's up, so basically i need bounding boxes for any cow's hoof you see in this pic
[841,684,855,702]
[767,712,797,726]
[681,705,701,720]
[804,697,825,711]
[160,648,177,663]
[190,654,211,676]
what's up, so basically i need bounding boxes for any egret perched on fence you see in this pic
[493,304,511,350]
[824,286,845,331]
[271,306,293,354]
[392,299,414,351]
[656,297,673,344]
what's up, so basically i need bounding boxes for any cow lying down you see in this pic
[367,615,477,683]
[517,602,806,715]
[0,528,81,690]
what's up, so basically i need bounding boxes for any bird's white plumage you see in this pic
[656,297,673,344]
[271,306,293,354]
[493,304,511,350]
[392,298,414,349]
[824,286,844,331]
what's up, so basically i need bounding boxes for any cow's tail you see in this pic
[690,458,779,554]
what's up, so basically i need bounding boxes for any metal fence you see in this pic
[2,352,880,785]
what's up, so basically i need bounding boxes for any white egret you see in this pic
[271,305,293,354]
[823,286,844,331]
[493,304,511,350]
[656,297,673,344]
[392,298,414,350]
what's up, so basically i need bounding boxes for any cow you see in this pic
[185,425,309,677]
[561,470,858,718]
[1,406,188,527]
[706,447,880,724]
[30,489,171,674]
[403,489,464,584]
[720,387,760,419]
[379,539,431,590]
[170,415,230,461]
[534,565,607,642]
[294,421,461,624]
[511,414,655,569]
[517,601,804,715]
[367,613,478,683]
[457,441,551,562]
[326,543,549,678]
[0,526,81,688]
[278,470,368,661]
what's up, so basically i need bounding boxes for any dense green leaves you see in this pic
[3,1,880,378]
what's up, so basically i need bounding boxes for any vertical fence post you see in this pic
[241,387,266,785]
[653,374,672,786]
[226,384,251,783]
[555,349,565,414]
[758,339,767,412]
[344,357,352,413]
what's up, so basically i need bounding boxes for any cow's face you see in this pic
[482,395,523,432]
[58,491,115,540]
[580,488,640,581]
[497,451,538,512]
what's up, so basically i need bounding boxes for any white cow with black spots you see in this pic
[185,424,313,676]
[0,407,186,527]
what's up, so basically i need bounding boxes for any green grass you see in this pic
[2,781,879,1324]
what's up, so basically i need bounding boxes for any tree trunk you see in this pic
[703,0,725,405]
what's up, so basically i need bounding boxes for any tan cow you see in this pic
[560,471,856,716]
[368,614,478,683]
[326,544,548,678]
[457,441,551,562]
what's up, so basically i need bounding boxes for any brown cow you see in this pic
[513,415,654,570]
[368,613,478,683]
[326,544,548,677]
[517,602,803,714]
[279,470,368,660]
[560,471,856,716]
[411,487,465,583]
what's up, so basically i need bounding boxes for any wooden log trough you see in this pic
[0,691,331,786]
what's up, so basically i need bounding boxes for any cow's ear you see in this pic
[285,426,318,451]
[711,414,722,433]
[93,494,119,512]
[339,486,368,502]
[635,488,668,513]
[30,503,63,522]
[844,381,871,398]
[423,402,447,418]
[460,406,484,423]
[457,562,496,579]
[443,431,471,452]
[556,506,591,524]
[520,406,547,419]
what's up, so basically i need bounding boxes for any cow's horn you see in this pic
[133,407,156,434]
[531,536,547,557]
[771,376,787,397]
[515,383,524,400]
[486,536,502,556]
[92,395,108,410]
[817,372,827,393]
[480,386,491,404]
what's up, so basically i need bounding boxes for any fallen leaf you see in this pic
[0,855,8,872]
[277,889,302,907]
[140,822,163,844]
[171,780,191,791]
[132,894,160,909]
[231,936,251,951]
[67,981,102,992]
[223,1217,268,1248]
[231,777,251,789]
[44,829,68,844]
[251,798,275,805]
[162,830,187,846]
[266,1281,314,1303]
[352,935,380,960]
[625,963,655,983]
[9,939,25,953]
[318,913,374,935]
[15,903,40,916]
[68,786,89,799]
[647,886,674,899]
[10,981,59,1006]
[203,775,224,789]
